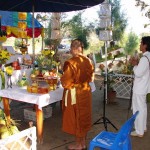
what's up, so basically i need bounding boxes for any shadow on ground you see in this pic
[10,75,150,150]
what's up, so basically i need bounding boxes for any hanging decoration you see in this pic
[17,12,27,39]
[51,13,61,40]
[0,11,43,38]
[99,0,112,41]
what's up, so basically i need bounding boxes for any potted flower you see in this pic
[107,74,117,104]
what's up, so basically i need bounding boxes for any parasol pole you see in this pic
[32,0,35,63]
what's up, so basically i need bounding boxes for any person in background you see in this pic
[61,39,94,150]
[130,36,150,137]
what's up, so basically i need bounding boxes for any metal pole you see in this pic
[32,0,35,63]
[105,41,108,103]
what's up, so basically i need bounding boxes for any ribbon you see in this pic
[65,87,76,106]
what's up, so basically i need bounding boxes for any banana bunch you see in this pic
[5,66,14,76]
[0,109,20,139]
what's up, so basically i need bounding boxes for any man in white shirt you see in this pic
[130,36,150,137]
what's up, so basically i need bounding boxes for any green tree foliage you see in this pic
[124,32,139,55]
[111,0,127,41]
[62,12,89,49]
[135,0,150,28]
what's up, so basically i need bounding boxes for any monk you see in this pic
[61,39,94,150]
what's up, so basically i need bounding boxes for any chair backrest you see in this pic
[112,111,139,149]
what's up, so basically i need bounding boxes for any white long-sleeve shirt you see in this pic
[133,51,150,95]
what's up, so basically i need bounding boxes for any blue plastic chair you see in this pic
[89,111,139,150]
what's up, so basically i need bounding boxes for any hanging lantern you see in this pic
[51,19,60,30]
[99,1,111,18]
[100,17,111,28]
[99,30,112,41]
[18,12,27,20]
[51,13,61,19]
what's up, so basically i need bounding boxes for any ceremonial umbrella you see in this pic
[0,10,43,38]
[0,0,104,12]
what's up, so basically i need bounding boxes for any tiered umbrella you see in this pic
[0,11,43,38]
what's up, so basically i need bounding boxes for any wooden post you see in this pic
[35,104,43,144]
[2,97,10,119]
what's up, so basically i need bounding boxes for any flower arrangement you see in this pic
[4,66,14,88]
[0,48,11,64]
[41,49,55,58]
[36,49,60,71]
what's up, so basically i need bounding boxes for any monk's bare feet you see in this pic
[67,144,83,150]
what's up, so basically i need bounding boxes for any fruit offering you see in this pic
[27,83,50,94]
[0,109,20,139]
[17,73,28,87]
[45,77,58,90]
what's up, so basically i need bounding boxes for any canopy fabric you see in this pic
[0,11,43,38]
[0,0,104,12]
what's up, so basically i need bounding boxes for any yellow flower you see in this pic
[5,66,14,76]
[0,50,9,59]
[0,49,11,64]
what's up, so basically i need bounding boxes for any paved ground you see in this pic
[10,74,150,150]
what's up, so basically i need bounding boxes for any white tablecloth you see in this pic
[0,86,64,110]
[0,68,32,108]
[0,67,96,109]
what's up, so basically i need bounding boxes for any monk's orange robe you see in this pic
[61,55,94,138]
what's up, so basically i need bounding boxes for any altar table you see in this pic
[0,86,64,143]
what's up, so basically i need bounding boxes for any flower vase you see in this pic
[20,47,27,55]
[0,64,5,71]
[7,75,12,88]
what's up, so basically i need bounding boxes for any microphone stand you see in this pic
[93,41,118,131]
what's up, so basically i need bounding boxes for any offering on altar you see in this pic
[45,77,58,90]
[17,73,28,87]
[27,81,50,94]
[30,68,59,91]
[12,60,21,70]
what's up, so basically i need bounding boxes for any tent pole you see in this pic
[32,0,35,64]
